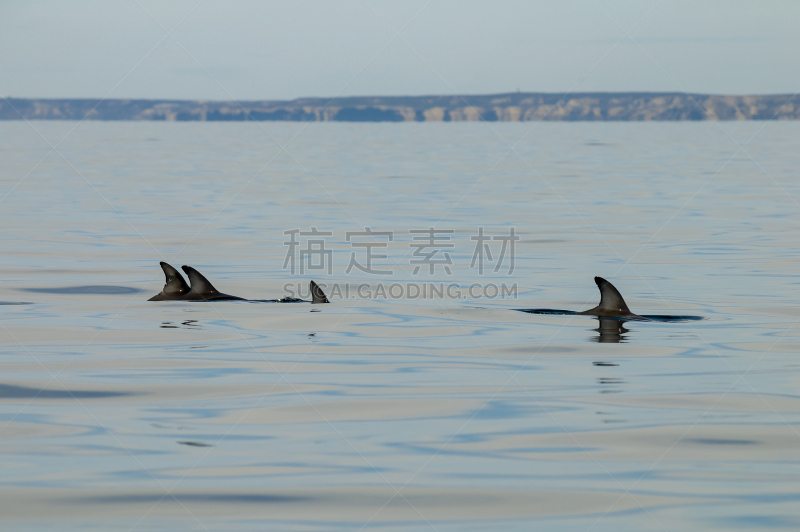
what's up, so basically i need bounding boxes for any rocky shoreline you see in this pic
[2,92,798,122]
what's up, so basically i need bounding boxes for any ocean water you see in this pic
[1,120,799,531]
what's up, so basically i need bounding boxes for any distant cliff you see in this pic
[2,93,799,122]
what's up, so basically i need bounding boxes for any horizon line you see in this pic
[4,90,799,102]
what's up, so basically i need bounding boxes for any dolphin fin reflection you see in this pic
[594,317,630,343]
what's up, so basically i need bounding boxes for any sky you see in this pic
[1,0,799,100]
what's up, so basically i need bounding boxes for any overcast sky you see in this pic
[2,0,798,100]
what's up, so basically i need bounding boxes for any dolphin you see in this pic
[148,262,191,301]
[516,276,702,327]
[148,262,329,303]
[275,280,330,303]
[576,276,647,320]
[515,276,647,320]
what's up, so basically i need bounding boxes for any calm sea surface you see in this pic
[1,120,799,531]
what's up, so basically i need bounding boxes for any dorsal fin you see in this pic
[148,261,190,300]
[182,265,221,296]
[160,261,190,294]
[594,276,631,313]
[310,280,329,304]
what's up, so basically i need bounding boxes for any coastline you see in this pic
[2,92,798,122]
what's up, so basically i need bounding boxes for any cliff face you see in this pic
[1,93,798,122]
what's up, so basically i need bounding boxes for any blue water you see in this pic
[1,120,799,530]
